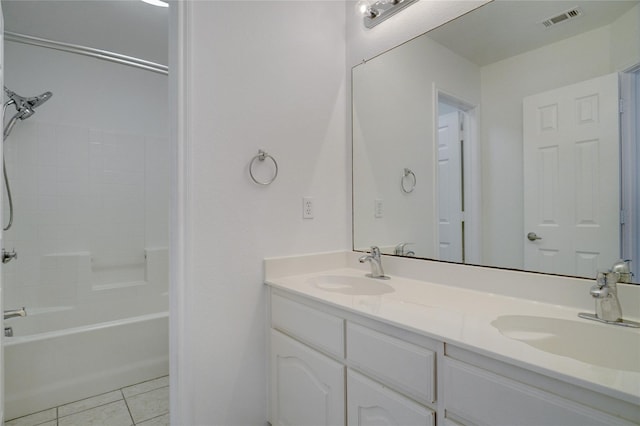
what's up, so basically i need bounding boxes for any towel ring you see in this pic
[401,168,416,193]
[250,149,278,185]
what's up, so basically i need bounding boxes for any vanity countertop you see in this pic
[265,253,640,406]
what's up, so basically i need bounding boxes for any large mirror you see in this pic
[353,0,640,282]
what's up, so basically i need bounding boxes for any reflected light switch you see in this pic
[374,199,383,218]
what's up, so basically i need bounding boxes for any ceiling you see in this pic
[426,0,639,67]
[2,0,168,66]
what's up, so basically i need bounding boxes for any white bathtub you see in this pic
[4,294,169,420]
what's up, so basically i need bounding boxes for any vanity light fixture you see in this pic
[141,0,168,8]
[357,0,418,29]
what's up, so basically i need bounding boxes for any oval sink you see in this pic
[491,315,640,372]
[308,275,394,296]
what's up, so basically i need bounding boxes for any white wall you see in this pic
[174,1,348,424]
[3,42,169,308]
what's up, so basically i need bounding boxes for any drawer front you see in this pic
[444,358,637,426]
[347,369,434,426]
[271,293,344,358]
[347,322,436,404]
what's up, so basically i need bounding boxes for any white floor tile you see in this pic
[58,400,133,426]
[122,376,169,398]
[136,413,170,426]
[58,390,123,417]
[8,376,169,426]
[4,408,56,426]
[125,387,169,424]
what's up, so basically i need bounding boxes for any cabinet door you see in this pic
[270,330,345,426]
[347,369,434,426]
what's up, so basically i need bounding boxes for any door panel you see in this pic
[347,369,434,426]
[438,111,463,262]
[270,330,345,426]
[523,73,620,276]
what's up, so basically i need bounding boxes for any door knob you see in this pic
[527,232,542,241]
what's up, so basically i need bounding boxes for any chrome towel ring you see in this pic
[250,149,278,185]
[401,168,416,193]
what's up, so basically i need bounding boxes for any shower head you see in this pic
[4,86,53,121]
[3,86,53,140]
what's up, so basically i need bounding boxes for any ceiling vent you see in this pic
[541,7,583,28]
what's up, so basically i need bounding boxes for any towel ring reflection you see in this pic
[401,168,416,193]
[250,150,278,185]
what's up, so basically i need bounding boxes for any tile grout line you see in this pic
[124,384,169,400]
[121,389,136,425]
[137,412,169,425]
[56,392,124,420]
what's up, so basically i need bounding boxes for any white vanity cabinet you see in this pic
[269,288,639,426]
[270,293,345,426]
[269,291,438,426]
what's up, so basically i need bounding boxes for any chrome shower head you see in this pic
[4,86,53,121]
[27,91,53,109]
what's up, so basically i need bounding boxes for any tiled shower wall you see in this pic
[2,120,169,308]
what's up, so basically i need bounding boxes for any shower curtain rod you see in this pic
[4,31,169,76]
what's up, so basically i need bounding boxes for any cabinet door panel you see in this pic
[271,330,345,426]
[444,358,636,426]
[347,369,434,426]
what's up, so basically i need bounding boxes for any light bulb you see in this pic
[141,0,168,8]
[355,0,375,16]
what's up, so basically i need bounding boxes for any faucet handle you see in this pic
[606,271,620,286]
[595,269,609,287]
[370,246,381,257]
[590,284,609,298]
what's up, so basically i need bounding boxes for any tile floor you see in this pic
[5,376,169,426]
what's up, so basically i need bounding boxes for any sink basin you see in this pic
[491,315,640,372]
[308,275,394,296]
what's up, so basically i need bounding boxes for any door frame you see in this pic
[0,1,5,422]
[620,64,640,279]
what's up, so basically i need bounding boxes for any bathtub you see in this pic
[3,293,169,420]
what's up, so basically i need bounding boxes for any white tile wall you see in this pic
[2,121,170,309]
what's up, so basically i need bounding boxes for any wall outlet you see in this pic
[374,199,383,218]
[303,197,314,219]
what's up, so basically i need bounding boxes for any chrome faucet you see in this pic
[611,259,633,283]
[359,246,389,279]
[592,270,622,321]
[578,267,639,328]
[394,242,415,257]
[4,307,27,320]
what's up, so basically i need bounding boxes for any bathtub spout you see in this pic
[4,307,27,320]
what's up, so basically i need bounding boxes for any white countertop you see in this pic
[265,252,640,406]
